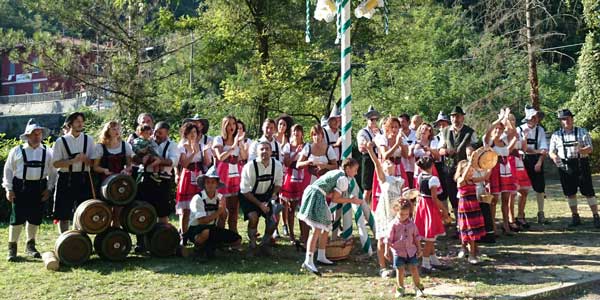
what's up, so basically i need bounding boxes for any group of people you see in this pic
[2,104,596,298]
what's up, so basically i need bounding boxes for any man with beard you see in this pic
[52,112,96,233]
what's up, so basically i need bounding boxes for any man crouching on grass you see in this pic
[184,166,241,259]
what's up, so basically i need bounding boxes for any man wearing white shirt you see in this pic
[248,118,283,162]
[357,106,382,205]
[3,119,56,261]
[399,113,417,188]
[518,106,549,224]
[52,112,96,233]
[324,106,342,164]
[239,142,283,256]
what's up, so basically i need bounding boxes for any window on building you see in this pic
[32,83,41,93]
[8,86,16,95]
[9,63,16,75]
[32,57,40,73]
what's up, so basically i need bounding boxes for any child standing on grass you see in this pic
[455,160,487,264]
[386,199,425,298]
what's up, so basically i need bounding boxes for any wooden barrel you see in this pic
[101,174,137,206]
[55,230,92,266]
[120,201,157,235]
[94,227,132,261]
[144,223,180,257]
[472,146,498,170]
[73,199,112,234]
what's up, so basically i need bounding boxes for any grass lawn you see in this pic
[1,188,599,299]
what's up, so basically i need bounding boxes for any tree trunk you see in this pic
[250,0,270,130]
[525,0,540,110]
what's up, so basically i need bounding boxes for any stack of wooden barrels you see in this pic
[49,174,172,268]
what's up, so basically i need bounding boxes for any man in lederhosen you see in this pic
[549,109,599,228]
[239,141,283,256]
[357,105,382,206]
[52,112,96,233]
[134,121,180,252]
[323,104,342,165]
[433,111,450,208]
[3,119,56,261]
[399,113,417,189]
[248,118,283,162]
[438,106,478,220]
[519,106,549,224]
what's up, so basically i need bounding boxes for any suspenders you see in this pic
[560,127,579,159]
[272,141,279,161]
[101,141,127,169]
[61,134,88,172]
[251,158,276,195]
[307,144,332,161]
[520,126,539,150]
[19,145,46,181]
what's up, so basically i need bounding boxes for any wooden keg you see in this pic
[471,146,498,170]
[55,230,92,266]
[94,227,132,261]
[73,199,112,234]
[101,174,137,206]
[144,223,180,257]
[120,201,157,235]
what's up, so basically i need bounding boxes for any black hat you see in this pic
[450,106,466,116]
[557,109,574,119]
[363,105,381,119]
[183,114,209,134]
[63,112,85,128]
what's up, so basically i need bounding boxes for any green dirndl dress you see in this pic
[298,170,348,232]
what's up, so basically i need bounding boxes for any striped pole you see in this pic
[338,0,355,244]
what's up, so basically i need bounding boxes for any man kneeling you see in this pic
[239,141,284,256]
[185,166,241,259]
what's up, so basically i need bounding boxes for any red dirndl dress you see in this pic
[371,157,409,211]
[280,162,311,201]
[176,161,204,213]
[457,184,486,242]
[489,156,517,194]
[508,153,531,190]
[413,160,441,194]
[414,174,445,241]
[216,155,243,197]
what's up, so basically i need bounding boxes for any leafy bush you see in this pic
[590,131,600,174]
[0,134,23,222]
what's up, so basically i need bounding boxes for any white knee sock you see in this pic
[422,257,431,269]
[587,197,598,207]
[8,225,24,243]
[536,193,545,212]
[430,254,441,266]
[568,197,579,208]
[26,223,38,241]
[304,251,315,266]
[317,248,333,264]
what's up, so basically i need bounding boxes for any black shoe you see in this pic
[537,211,550,225]
[7,242,17,262]
[516,218,530,230]
[594,214,600,229]
[25,239,41,258]
[569,213,582,227]
[293,240,306,252]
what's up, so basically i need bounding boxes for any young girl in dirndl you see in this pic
[414,157,451,272]
[280,124,311,249]
[176,122,211,238]
[509,114,532,230]
[212,115,248,233]
[454,160,487,264]
[365,141,405,278]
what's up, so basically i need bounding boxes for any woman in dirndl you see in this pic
[296,124,338,184]
[411,123,441,190]
[280,124,311,249]
[212,115,248,233]
[508,114,532,230]
[372,117,409,211]
[483,108,518,235]
[298,158,363,276]
[93,121,134,227]
[176,122,211,239]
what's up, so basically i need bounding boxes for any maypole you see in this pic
[306,0,386,255]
